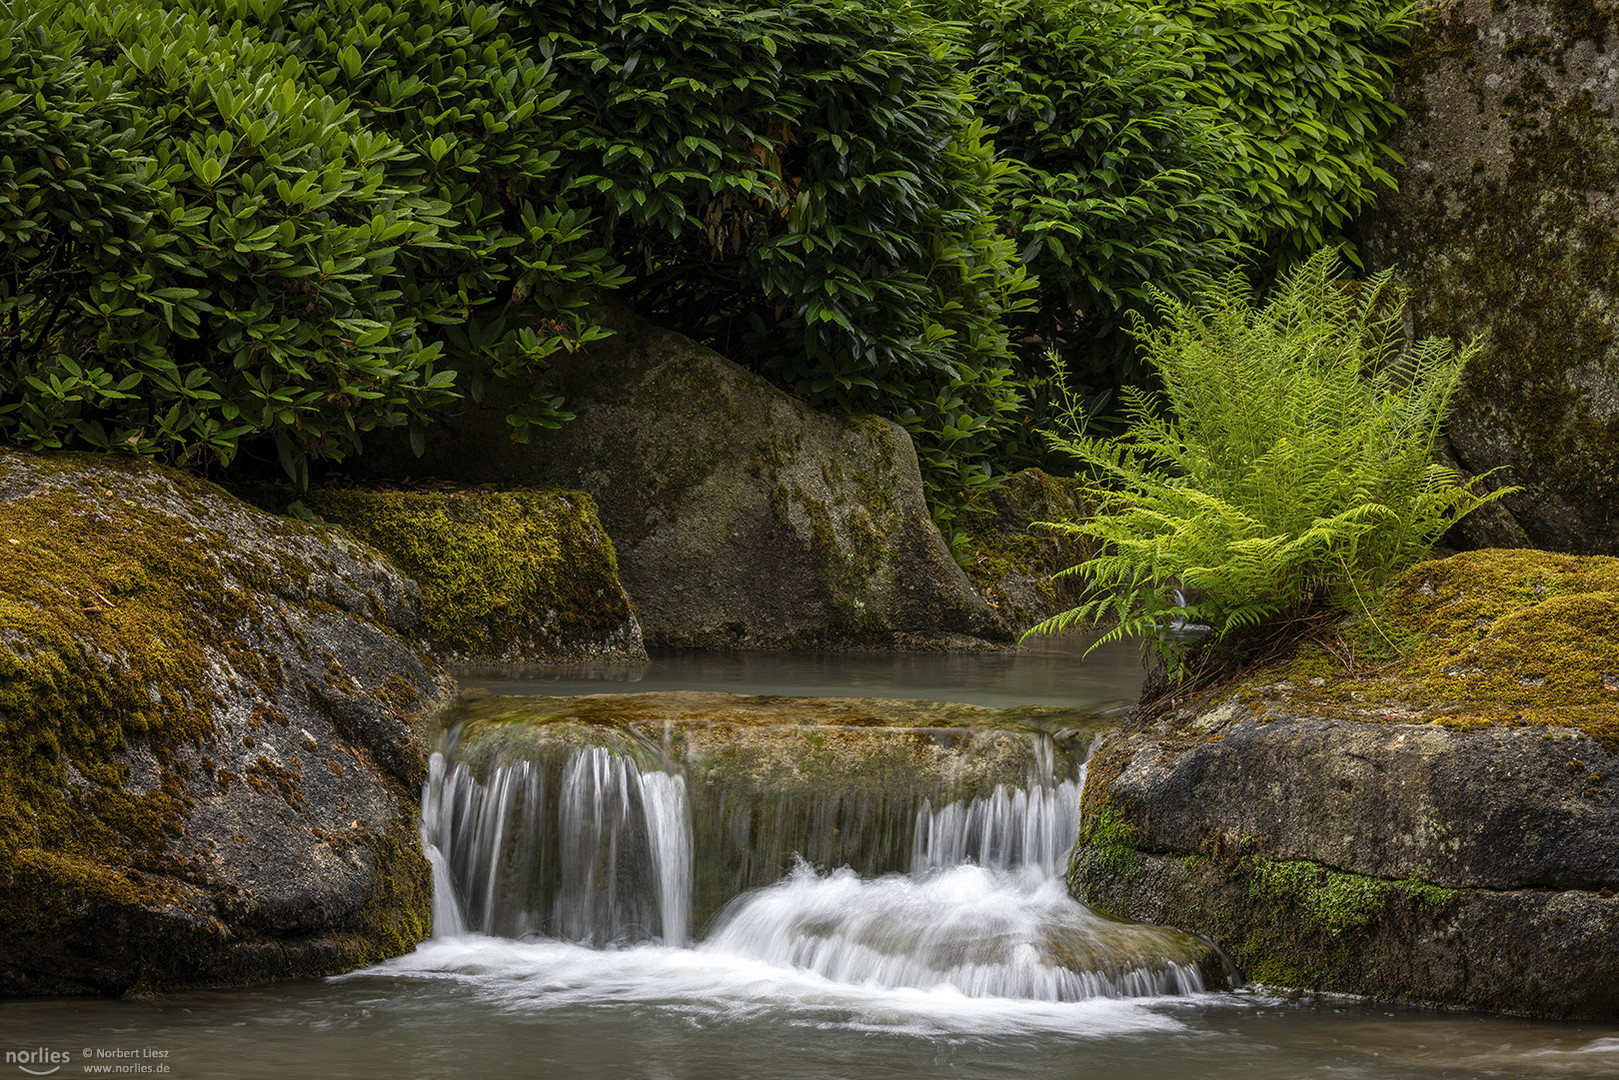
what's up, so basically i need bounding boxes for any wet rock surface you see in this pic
[0,451,454,995]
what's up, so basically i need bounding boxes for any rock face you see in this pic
[0,451,454,995]
[1361,0,1619,554]
[1070,550,1619,1019]
[299,486,645,664]
[956,468,1092,635]
[364,305,1008,648]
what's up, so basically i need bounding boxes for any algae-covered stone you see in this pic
[299,486,644,664]
[0,450,454,995]
[1069,549,1619,1019]
[360,305,1008,649]
[1362,0,1619,554]
[954,468,1094,635]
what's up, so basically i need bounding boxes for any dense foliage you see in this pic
[1030,251,1511,669]
[0,0,618,485]
[513,0,1034,494]
[1,0,1414,498]
[938,0,1251,360]
[1170,0,1411,263]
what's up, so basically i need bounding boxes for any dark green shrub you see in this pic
[1170,0,1412,263]
[936,0,1252,352]
[0,0,617,483]
[932,0,1410,469]
[511,0,1034,496]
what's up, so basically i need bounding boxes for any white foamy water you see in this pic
[371,932,1193,1041]
[703,862,1204,1001]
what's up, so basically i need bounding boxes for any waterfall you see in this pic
[420,741,692,946]
[420,723,1211,1001]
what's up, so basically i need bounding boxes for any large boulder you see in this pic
[1361,0,1619,554]
[0,450,454,995]
[361,305,1009,649]
[1070,550,1619,1019]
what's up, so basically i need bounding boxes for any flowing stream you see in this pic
[5,645,1618,1079]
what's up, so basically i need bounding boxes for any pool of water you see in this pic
[7,961,1618,1080]
[453,637,1148,710]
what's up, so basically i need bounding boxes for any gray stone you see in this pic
[1072,699,1619,1019]
[1104,714,1619,891]
[362,305,1009,649]
[0,450,454,995]
[1361,0,1619,554]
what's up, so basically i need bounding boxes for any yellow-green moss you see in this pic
[301,486,637,660]
[1230,850,1460,989]
[0,453,309,876]
[1250,549,1619,748]
[1074,801,1142,882]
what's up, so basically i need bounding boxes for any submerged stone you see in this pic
[0,450,454,995]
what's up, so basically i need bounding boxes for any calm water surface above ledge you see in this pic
[453,636,1147,710]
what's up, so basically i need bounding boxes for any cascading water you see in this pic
[420,711,1214,1004]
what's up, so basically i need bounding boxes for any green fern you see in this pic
[1030,249,1514,671]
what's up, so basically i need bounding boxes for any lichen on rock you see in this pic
[0,450,454,995]
[1362,0,1619,553]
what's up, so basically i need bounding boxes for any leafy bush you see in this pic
[510,0,1034,497]
[937,0,1252,349]
[0,0,617,484]
[934,0,1412,467]
[1170,0,1412,264]
[1029,250,1511,667]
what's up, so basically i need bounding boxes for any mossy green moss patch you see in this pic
[0,453,302,878]
[1072,819,1460,994]
[1251,550,1619,748]
[301,486,642,662]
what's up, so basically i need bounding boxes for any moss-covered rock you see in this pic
[1361,0,1619,554]
[294,486,644,664]
[358,305,1009,649]
[953,468,1095,635]
[1069,549,1619,1019]
[0,450,455,996]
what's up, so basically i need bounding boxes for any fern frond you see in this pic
[1027,247,1521,676]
